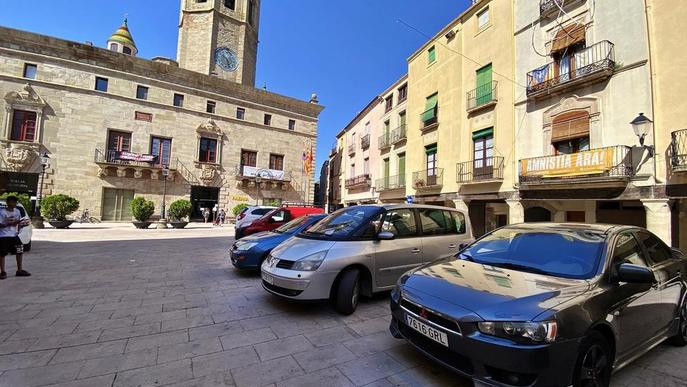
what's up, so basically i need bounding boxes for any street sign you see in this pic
[406,195,414,204]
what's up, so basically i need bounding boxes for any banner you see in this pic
[241,166,285,180]
[118,152,157,162]
[520,148,616,178]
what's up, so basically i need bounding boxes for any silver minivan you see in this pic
[261,204,473,314]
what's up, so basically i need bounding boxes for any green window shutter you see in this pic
[476,64,493,106]
[428,46,436,63]
[425,144,438,155]
[383,158,390,178]
[472,127,494,140]
[422,94,438,122]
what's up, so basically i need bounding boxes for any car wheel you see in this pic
[334,269,360,315]
[573,331,612,387]
[669,298,687,346]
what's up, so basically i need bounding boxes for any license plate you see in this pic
[262,272,274,285]
[406,314,449,347]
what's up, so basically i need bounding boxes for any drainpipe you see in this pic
[643,0,660,187]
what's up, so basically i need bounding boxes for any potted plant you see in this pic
[168,199,192,229]
[232,203,249,224]
[41,194,79,229]
[131,197,155,229]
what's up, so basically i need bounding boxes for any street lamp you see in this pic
[156,165,170,229]
[630,113,655,157]
[255,175,262,206]
[32,152,50,229]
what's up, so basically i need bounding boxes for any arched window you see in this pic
[551,110,590,154]
[109,43,119,51]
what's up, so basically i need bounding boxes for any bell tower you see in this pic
[177,0,259,86]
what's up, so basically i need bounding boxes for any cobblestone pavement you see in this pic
[0,228,684,387]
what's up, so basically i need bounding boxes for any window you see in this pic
[381,209,417,238]
[198,137,218,163]
[428,46,436,64]
[419,208,448,235]
[269,154,284,170]
[398,153,406,186]
[10,110,37,142]
[637,231,672,265]
[449,211,467,234]
[109,43,119,51]
[248,0,255,26]
[554,138,590,155]
[23,64,37,79]
[224,0,235,9]
[123,46,132,55]
[385,95,393,112]
[612,233,647,268]
[206,101,216,114]
[95,77,109,92]
[422,93,438,125]
[288,119,296,130]
[398,84,408,102]
[196,0,207,2]
[241,150,257,167]
[136,85,149,100]
[552,110,590,155]
[475,64,493,105]
[473,129,494,179]
[350,164,355,177]
[477,7,490,29]
[236,107,245,120]
[150,137,172,167]
[264,114,272,126]
[426,144,437,174]
[363,158,369,175]
[173,93,184,107]
[107,130,131,152]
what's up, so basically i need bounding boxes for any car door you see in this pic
[374,208,423,288]
[608,232,665,357]
[417,207,453,261]
[636,230,685,331]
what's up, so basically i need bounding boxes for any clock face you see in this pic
[214,47,239,72]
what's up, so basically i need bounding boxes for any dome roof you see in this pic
[108,18,137,49]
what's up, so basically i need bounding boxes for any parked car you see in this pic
[235,206,275,229]
[0,201,33,252]
[235,206,324,239]
[389,223,687,387]
[261,204,473,314]
[230,214,326,270]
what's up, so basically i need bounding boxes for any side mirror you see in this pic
[617,263,655,284]
[378,231,395,241]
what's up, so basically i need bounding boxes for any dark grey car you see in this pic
[389,223,687,387]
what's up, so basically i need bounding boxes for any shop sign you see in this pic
[520,147,615,177]
[232,195,249,202]
[0,172,39,195]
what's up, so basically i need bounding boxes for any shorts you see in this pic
[0,237,23,256]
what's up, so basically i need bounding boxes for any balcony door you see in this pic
[398,153,406,187]
[476,64,493,105]
[108,131,131,152]
[240,150,257,175]
[150,137,172,167]
[473,128,494,180]
[426,144,437,185]
[383,158,390,188]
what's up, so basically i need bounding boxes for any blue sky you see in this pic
[0,0,471,176]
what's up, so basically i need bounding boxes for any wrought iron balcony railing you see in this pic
[345,174,371,189]
[347,143,356,156]
[95,149,169,168]
[378,133,391,150]
[360,134,370,149]
[519,145,633,185]
[330,141,338,156]
[376,174,406,192]
[457,156,504,183]
[540,0,585,17]
[466,81,498,112]
[412,168,443,189]
[526,41,615,98]
[390,125,407,144]
[421,106,439,129]
[671,129,687,171]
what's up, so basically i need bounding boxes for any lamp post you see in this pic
[156,165,170,229]
[631,113,655,156]
[255,175,262,206]
[32,152,50,229]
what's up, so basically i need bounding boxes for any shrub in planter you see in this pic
[168,199,191,228]
[232,203,248,216]
[41,194,79,229]
[131,197,155,229]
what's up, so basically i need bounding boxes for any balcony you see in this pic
[412,168,443,190]
[235,165,292,190]
[519,145,633,188]
[361,134,370,150]
[345,174,371,189]
[390,125,407,145]
[671,129,687,172]
[376,174,406,192]
[421,106,439,132]
[348,143,356,156]
[95,149,177,180]
[540,0,585,18]
[457,157,504,184]
[466,81,498,113]
[378,133,391,150]
[526,41,615,99]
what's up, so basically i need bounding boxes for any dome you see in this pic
[107,18,137,56]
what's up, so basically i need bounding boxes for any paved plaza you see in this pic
[0,225,683,387]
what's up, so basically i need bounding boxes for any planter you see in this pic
[49,220,74,229]
[132,221,152,229]
[170,221,189,229]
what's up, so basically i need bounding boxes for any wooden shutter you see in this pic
[551,111,590,142]
[550,23,586,53]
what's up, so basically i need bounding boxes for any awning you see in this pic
[472,127,494,140]
[550,23,586,53]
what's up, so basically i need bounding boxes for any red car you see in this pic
[235,206,324,239]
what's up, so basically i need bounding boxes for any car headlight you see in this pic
[477,321,557,343]
[235,242,258,251]
[291,251,328,271]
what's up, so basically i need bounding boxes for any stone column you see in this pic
[642,199,672,245]
[585,200,597,223]
[451,199,469,214]
[506,200,524,224]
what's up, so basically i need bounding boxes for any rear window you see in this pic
[253,208,272,215]
[419,208,448,235]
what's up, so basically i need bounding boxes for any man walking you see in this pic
[0,196,31,280]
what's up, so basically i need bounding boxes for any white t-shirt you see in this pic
[0,208,21,238]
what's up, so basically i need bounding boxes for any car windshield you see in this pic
[274,216,310,234]
[459,227,606,279]
[304,206,380,238]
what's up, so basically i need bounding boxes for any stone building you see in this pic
[0,0,323,221]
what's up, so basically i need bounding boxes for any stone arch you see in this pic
[524,206,552,222]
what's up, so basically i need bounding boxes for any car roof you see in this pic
[502,222,628,234]
[348,203,465,212]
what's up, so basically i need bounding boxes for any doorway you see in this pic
[102,188,134,221]
[191,186,220,221]
[525,206,552,222]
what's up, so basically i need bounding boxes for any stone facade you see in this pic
[0,6,321,221]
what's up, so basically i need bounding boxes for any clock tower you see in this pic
[177,0,259,86]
